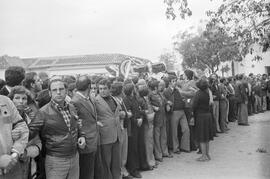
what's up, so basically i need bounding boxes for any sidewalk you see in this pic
[142,111,270,179]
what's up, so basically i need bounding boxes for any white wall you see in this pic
[235,51,270,75]
[0,70,5,79]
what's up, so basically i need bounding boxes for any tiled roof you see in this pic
[27,53,149,69]
[0,55,26,69]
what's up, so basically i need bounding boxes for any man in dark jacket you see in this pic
[29,78,86,179]
[71,75,98,179]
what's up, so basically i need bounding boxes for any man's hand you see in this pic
[78,137,86,149]
[166,104,171,112]
[137,118,143,127]
[0,154,17,173]
[119,111,126,119]
[97,121,104,127]
[127,111,132,118]
[152,106,159,112]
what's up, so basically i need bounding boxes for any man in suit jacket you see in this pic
[95,79,121,179]
[71,76,98,179]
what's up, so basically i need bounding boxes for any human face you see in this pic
[33,75,43,92]
[169,79,177,88]
[13,93,28,109]
[158,80,165,92]
[99,84,110,98]
[50,81,67,104]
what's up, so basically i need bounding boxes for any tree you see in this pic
[164,0,192,20]
[174,25,242,73]
[164,0,270,59]
[159,51,177,71]
[207,0,270,60]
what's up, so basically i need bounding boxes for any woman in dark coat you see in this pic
[192,78,214,162]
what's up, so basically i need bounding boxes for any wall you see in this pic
[234,50,270,75]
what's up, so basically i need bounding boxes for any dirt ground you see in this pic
[142,111,270,179]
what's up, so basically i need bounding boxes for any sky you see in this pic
[0,0,221,61]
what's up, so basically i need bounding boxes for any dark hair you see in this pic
[36,89,51,108]
[220,77,226,83]
[138,86,149,97]
[196,78,209,91]
[63,75,76,85]
[98,79,111,89]
[162,77,170,88]
[236,74,243,80]
[168,75,177,83]
[76,75,91,91]
[111,82,123,96]
[8,85,34,105]
[123,83,134,96]
[0,79,6,89]
[68,83,76,92]
[23,72,37,89]
[184,70,194,80]
[148,79,159,91]
[48,79,67,91]
[5,66,25,87]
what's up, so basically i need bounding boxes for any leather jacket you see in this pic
[29,101,84,158]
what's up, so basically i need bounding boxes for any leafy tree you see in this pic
[159,51,177,71]
[207,0,270,59]
[164,0,192,20]
[164,0,270,59]
[174,25,242,73]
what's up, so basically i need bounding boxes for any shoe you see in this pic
[173,150,181,154]
[197,150,202,154]
[163,154,173,158]
[238,123,250,126]
[123,175,133,179]
[217,131,223,134]
[214,134,219,137]
[180,149,191,153]
[156,158,163,162]
[130,171,142,178]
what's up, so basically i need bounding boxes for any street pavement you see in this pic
[142,111,270,179]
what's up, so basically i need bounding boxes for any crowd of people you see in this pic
[0,66,270,179]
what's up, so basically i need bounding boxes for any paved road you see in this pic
[142,111,270,179]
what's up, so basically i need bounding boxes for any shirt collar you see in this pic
[76,91,89,100]
[51,100,68,110]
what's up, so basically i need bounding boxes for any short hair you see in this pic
[98,79,111,89]
[196,78,209,91]
[68,83,76,92]
[38,72,49,80]
[123,83,134,96]
[76,75,91,91]
[148,79,159,91]
[111,82,123,96]
[236,74,243,80]
[63,75,76,85]
[168,75,177,83]
[8,85,34,105]
[184,70,194,80]
[220,77,226,83]
[36,89,51,108]
[23,72,37,89]
[5,66,25,87]
[48,79,67,91]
